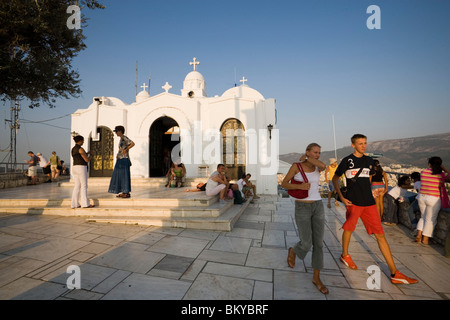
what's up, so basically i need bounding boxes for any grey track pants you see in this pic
[292,200,325,270]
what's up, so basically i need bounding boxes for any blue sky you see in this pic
[1,0,449,164]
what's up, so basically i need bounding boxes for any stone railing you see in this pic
[0,171,47,189]
[0,162,69,189]
[394,192,449,250]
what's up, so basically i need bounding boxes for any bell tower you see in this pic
[181,57,206,98]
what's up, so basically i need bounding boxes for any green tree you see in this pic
[0,0,105,108]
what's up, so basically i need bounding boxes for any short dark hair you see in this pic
[411,172,420,181]
[73,135,84,143]
[428,156,443,175]
[398,175,410,186]
[114,125,125,134]
[351,134,367,144]
[217,163,225,169]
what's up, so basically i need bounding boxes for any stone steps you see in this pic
[0,196,217,208]
[0,187,253,231]
[0,199,250,231]
[84,200,251,231]
[0,199,232,218]
[58,177,208,188]
[0,177,254,231]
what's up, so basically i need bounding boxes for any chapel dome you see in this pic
[184,71,205,82]
[136,89,150,103]
[221,85,265,100]
[90,96,127,107]
[182,70,206,97]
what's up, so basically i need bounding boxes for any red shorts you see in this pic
[342,204,384,235]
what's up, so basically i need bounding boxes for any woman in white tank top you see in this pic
[281,143,328,294]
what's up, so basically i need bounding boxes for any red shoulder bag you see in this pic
[287,162,309,199]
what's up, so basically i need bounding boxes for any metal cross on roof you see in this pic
[189,57,200,71]
[140,82,148,91]
[162,82,172,93]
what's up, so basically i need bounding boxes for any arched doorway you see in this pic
[149,116,180,177]
[220,118,246,180]
[89,126,114,177]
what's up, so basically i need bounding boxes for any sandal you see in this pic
[287,247,296,268]
[119,193,130,198]
[82,204,95,208]
[312,280,329,295]
[421,238,435,245]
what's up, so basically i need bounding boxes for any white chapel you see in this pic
[70,58,279,194]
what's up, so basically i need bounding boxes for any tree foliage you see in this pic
[0,0,105,108]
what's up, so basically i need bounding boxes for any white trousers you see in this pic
[417,194,441,237]
[71,165,89,208]
[205,184,226,196]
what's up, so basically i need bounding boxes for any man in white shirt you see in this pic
[243,174,260,199]
[37,153,52,183]
[205,164,229,203]
[237,174,250,199]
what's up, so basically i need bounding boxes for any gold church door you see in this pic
[89,127,114,177]
[221,119,246,180]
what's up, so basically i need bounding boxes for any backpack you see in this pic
[233,190,245,204]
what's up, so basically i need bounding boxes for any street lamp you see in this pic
[267,124,273,140]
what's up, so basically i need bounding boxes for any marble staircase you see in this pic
[0,178,252,231]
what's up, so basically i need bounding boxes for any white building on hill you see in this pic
[71,58,279,194]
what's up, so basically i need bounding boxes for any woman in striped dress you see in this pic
[415,157,449,244]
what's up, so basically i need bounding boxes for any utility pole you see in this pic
[4,99,20,168]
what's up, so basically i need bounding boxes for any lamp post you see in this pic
[267,124,273,140]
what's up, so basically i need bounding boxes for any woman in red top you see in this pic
[416,157,450,244]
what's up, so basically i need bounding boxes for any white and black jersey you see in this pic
[335,154,376,206]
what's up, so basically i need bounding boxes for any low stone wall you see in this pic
[0,172,68,189]
[0,173,33,189]
[389,194,450,251]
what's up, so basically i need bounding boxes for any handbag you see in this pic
[338,157,367,200]
[288,163,309,199]
[339,186,349,199]
[440,173,450,209]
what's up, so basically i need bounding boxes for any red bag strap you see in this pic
[296,162,308,183]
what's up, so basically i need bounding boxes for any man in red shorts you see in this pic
[332,134,418,284]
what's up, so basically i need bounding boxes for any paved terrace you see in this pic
[0,182,449,301]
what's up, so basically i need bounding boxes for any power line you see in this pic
[2,100,72,166]
[19,113,71,123]
[20,120,69,130]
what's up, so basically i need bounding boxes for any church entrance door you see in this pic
[89,126,114,177]
[149,116,180,177]
[221,118,246,180]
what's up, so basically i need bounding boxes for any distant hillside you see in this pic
[280,132,450,167]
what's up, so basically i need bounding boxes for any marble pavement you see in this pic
[0,186,450,301]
